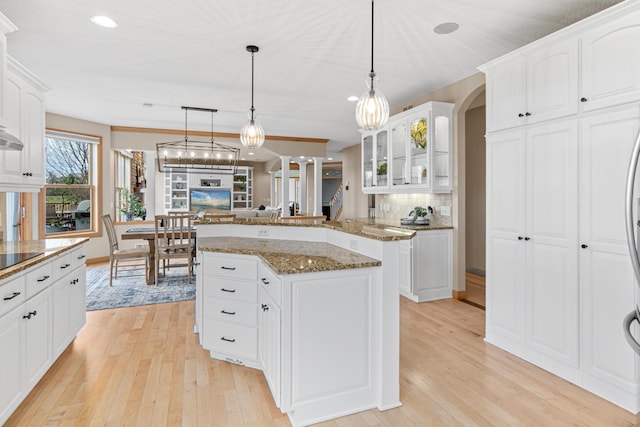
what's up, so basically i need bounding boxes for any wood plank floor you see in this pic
[463,272,486,308]
[6,298,639,426]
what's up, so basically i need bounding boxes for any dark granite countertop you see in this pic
[198,236,381,275]
[0,238,89,280]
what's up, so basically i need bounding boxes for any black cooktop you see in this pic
[0,252,44,270]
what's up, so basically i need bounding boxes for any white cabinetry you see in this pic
[483,38,578,132]
[580,8,640,112]
[482,1,640,412]
[0,13,17,129]
[399,229,453,303]
[233,167,253,209]
[258,264,281,408]
[0,58,47,191]
[0,243,87,425]
[201,253,259,367]
[363,101,453,194]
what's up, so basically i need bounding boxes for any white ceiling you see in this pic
[0,0,623,159]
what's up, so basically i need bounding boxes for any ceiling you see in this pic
[1,0,623,160]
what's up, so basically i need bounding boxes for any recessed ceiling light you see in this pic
[240,157,246,161]
[90,15,118,28]
[142,103,153,108]
[347,95,359,102]
[434,22,459,35]
[327,157,333,161]
[248,152,255,156]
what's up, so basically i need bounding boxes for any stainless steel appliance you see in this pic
[624,129,640,355]
[0,252,42,270]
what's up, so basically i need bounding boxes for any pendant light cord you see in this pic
[370,0,375,75]
[250,50,256,121]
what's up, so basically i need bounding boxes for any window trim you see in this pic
[39,128,103,239]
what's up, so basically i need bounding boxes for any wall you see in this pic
[341,143,368,219]
[465,105,486,275]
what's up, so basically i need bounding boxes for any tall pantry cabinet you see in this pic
[480,1,640,413]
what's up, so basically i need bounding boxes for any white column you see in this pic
[296,160,308,214]
[270,171,276,208]
[280,156,291,217]
[313,157,323,216]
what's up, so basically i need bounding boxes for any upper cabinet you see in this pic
[0,13,48,192]
[580,8,640,112]
[483,38,578,132]
[362,101,453,194]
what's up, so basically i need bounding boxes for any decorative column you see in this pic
[280,156,291,217]
[312,157,323,216]
[296,160,308,214]
[270,171,277,208]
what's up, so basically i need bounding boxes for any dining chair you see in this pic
[154,214,193,285]
[101,214,149,286]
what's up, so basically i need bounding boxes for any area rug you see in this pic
[86,266,196,311]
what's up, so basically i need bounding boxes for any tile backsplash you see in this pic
[375,193,453,227]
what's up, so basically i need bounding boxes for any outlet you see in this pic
[349,239,359,250]
[258,228,269,237]
[440,206,451,216]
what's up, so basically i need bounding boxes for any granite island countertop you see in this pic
[0,238,89,281]
[193,218,440,241]
[198,236,381,275]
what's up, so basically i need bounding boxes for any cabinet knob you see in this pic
[518,236,524,240]
[524,237,531,241]
[518,113,524,118]
[581,244,588,249]
[580,97,588,103]
[261,278,270,285]
[525,112,531,117]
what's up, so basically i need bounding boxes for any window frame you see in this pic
[39,128,102,239]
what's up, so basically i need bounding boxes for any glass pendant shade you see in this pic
[240,117,265,150]
[355,76,389,131]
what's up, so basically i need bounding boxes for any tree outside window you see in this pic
[42,130,99,236]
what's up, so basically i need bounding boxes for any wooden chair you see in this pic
[101,214,149,286]
[154,214,193,285]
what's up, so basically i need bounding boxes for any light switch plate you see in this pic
[440,206,451,216]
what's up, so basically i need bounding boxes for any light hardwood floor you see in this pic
[464,272,486,308]
[6,298,639,426]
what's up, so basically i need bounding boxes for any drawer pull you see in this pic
[221,266,236,271]
[77,255,86,260]
[221,310,236,315]
[60,263,71,269]
[221,288,236,293]
[261,278,270,285]
[3,291,21,301]
[23,310,37,319]
[221,337,236,343]
[37,275,50,282]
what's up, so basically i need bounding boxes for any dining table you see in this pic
[121,227,197,285]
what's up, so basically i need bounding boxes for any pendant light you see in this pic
[355,0,389,131]
[240,45,265,150]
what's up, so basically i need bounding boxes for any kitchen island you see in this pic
[196,223,408,427]
[0,238,88,425]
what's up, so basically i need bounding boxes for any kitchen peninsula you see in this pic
[195,221,413,426]
[0,238,88,425]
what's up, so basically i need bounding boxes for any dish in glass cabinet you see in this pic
[411,118,427,149]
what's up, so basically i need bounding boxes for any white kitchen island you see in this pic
[195,222,412,426]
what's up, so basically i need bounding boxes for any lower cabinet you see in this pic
[258,285,281,408]
[0,244,87,425]
[400,229,453,302]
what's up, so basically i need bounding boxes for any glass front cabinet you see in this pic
[362,101,453,194]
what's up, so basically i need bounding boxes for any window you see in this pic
[113,150,150,221]
[41,130,100,237]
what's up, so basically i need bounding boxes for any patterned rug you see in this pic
[86,266,196,311]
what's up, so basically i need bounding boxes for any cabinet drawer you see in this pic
[71,246,87,270]
[204,320,257,360]
[205,297,257,327]
[0,276,26,318]
[204,256,257,281]
[51,252,73,281]
[204,278,257,304]
[25,261,54,298]
[259,263,281,306]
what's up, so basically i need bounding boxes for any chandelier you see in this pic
[355,0,389,131]
[156,106,239,174]
[240,45,265,150]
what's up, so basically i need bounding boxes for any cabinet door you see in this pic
[413,230,452,301]
[0,306,23,425]
[23,288,52,391]
[22,85,45,186]
[486,130,526,342]
[398,241,412,296]
[526,38,578,125]
[525,122,579,366]
[361,133,375,191]
[580,106,640,387]
[390,120,408,188]
[581,10,640,112]
[0,73,24,184]
[69,268,86,336]
[52,279,71,358]
[258,286,281,408]
[485,56,527,132]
